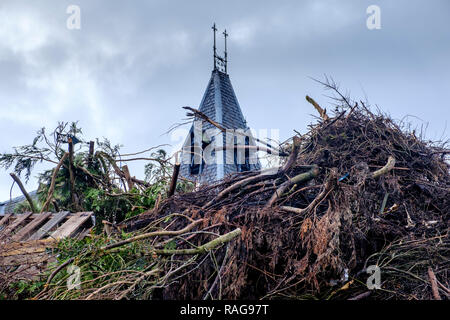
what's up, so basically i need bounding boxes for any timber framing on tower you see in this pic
[179,23,260,184]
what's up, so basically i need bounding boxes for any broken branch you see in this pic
[306,95,329,120]
[372,156,396,178]
[100,219,204,251]
[41,152,69,212]
[153,228,241,255]
[9,173,37,213]
[266,165,319,208]
[427,267,442,300]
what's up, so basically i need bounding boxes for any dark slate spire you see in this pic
[198,70,246,130]
[179,25,260,184]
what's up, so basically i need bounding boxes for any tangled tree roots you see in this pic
[121,101,449,300]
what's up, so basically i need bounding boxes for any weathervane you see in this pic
[212,23,228,73]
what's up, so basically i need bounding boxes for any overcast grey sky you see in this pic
[0,0,449,200]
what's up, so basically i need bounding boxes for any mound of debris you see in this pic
[18,93,448,301]
[122,99,449,300]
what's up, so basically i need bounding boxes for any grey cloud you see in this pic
[0,0,448,199]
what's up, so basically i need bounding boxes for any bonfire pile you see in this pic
[117,97,449,300]
[14,92,448,300]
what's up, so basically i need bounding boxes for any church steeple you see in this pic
[179,25,260,184]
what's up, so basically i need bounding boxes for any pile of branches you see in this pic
[26,216,240,300]
[8,86,448,300]
[118,93,449,300]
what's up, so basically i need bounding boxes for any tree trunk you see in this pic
[9,173,37,213]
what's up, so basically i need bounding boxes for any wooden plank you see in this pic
[0,252,51,266]
[28,211,70,240]
[14,264,46,280]
[11,212,52,242]
[76,227,93,240]
[3,256,57,281]
[29,213,74,218]
[0,239,56,257]
[0,212,33,238]
[0,213,12,228]
[51,212,92,239]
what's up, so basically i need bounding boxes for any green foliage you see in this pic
[95,138,122,158]
[83,187,132,223]
[13,200,41,214]
[144,149,195,194]
[35,235,159,299]
[164,240,177,251]
[1,121,194,224]
[0,122,82,182]
[8,280,45,300]
[82,183,169,222]
[0,121,200,300]
[144,149,170,184]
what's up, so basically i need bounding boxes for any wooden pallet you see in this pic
[0,212,94,270]
[0,212,93,242]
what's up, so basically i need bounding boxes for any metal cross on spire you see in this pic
[211,23,228,73]
[212,23,217,70]
[223,29,228,73]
